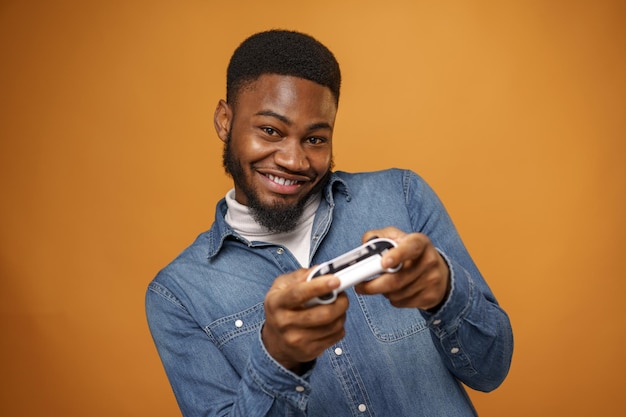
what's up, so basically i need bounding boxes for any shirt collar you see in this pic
[206,172,350,259]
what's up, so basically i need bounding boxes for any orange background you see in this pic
[1,1,624,416]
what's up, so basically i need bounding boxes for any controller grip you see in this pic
[335,255,388,291]
[308,255,400,306]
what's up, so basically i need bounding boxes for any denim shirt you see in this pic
[146,169,513,417]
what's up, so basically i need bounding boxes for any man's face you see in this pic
[216,74,337,233]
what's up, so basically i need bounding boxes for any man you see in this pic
[146,29,513,417]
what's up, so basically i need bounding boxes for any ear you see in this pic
[214,99,232,143]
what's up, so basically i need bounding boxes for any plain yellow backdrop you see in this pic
[1,1,624,416]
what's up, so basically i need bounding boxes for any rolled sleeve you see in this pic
[245,328,313,414]
[422,251,514,392]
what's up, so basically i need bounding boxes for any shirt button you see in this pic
[433,319,442,325]
[334,347,343,356]
[450,347,460,354]
[234,319,243,328]
[358,404,367,412]
[295,386,305,392]
[276,248,284,254]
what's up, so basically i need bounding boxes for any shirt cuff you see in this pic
[421,249,472,335]
[421,250,478,375]
[244,327,314,412]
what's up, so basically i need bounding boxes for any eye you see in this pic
[261,127,280,137]
[306,136,327,145]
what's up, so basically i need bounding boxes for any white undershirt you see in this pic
[224,189,321,267]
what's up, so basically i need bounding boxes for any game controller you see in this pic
[306,237,402,306]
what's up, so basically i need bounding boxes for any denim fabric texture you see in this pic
[146,169,514,417]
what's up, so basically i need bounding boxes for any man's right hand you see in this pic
[262,268,348,374]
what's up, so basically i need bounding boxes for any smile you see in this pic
[266,173,301,186]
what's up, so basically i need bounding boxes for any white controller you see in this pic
[306,238,402,305]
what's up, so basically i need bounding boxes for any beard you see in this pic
[222,133,331,234]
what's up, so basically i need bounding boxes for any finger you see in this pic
[380,233,430,269]
[385,269,448,310]
[304,317,347,347]
[279,317,347,364]
[355,237,438,296]
[300,298,348,332]
[356,270,434,309]
[361,252,449,309]
[280,273,341,309]
[355,270,409,295]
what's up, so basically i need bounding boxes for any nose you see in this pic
[274,138,310,173]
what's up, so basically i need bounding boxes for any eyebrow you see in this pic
[255,110,333,132]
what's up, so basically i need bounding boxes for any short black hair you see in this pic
[226,29,341,106]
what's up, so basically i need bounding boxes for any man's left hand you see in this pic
[355,227,451,310]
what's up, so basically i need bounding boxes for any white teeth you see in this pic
[268,174,298,186]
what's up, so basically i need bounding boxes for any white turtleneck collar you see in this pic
[224,189,321,267]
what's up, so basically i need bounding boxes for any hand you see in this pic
[355,227,451,310]
[262,268,349,373]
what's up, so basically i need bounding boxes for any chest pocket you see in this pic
[354,293,428,342]
[204,302,266,366]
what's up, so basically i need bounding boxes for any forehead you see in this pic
[232,74,338,122]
